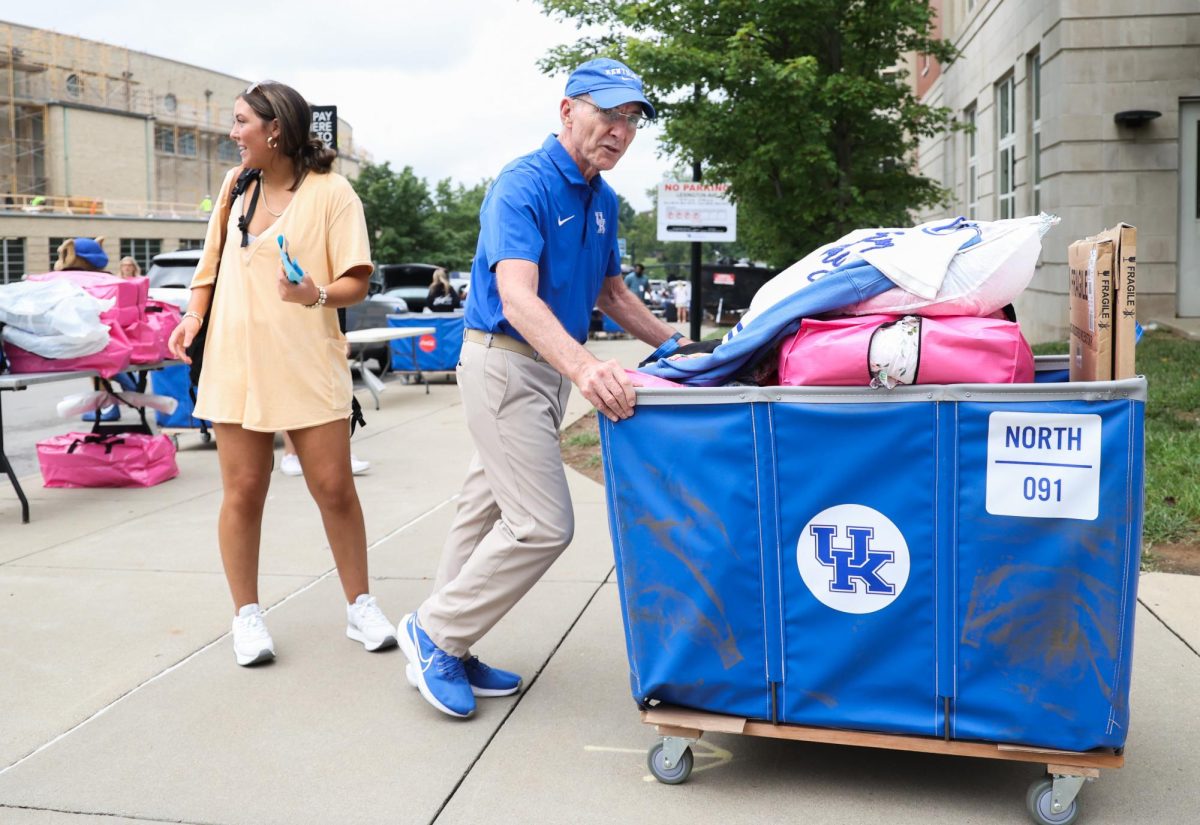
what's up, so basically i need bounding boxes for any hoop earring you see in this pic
[267,136,278,149]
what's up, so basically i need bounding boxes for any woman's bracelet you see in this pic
[305,285,327,309]
[183,311,204,325]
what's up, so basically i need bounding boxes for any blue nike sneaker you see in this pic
[462,656,522,697]
[399,614,475,718]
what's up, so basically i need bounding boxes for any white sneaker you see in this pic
[280,453,303,476]
[350,454,370,475]
[346,594,397,651]
[232,603,275,666]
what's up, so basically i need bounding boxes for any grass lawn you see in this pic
[1034,328,1200,565]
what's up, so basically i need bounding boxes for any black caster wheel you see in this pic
[647,741,693,785]
[1026,777,1080,825]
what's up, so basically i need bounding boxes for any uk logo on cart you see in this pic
[796,504,910,614]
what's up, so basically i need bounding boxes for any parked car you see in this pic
[372,263,467,313]
[146,249,201,309]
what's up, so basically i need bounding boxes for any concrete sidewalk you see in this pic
[1,336,1197,825]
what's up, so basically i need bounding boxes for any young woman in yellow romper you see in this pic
[168,81,395,666]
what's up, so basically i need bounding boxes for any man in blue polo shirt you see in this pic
[398,58,692,718]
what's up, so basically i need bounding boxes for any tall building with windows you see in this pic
[913,1,1200,342]
[0,21,364,283]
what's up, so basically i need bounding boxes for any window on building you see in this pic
[177,238,205,251]
[65,73,82,98]
[1,238,25,284]
[121,239,162,274]
[996,74,1017,219]
[178,129,197,157]
[218,136,239,163]
[965,103,978,219]
[163,93,177,113]
[1029,52,1041,214]
[48,237,69,270]
[155,124,175,154]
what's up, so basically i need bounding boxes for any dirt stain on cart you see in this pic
[961,563,1120,708]
[631,583,744,670]
[630,514,744,669]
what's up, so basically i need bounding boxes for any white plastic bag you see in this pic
[844,214,1059,317]
[2,322,111,359]
[0,279,113,358]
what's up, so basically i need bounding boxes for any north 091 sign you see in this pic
[657,181,737,242]
[311,105,338,153]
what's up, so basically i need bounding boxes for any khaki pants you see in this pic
[418,339,574,657]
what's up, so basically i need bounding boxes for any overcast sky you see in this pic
[4,0,670,210]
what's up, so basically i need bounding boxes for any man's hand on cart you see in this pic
[574,357,636,422]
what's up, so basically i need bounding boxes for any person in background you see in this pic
[624,262,649,300]
[118,256,142,279]
[426,267,461,312]
[167,80,395,667]
[672,277,691,324]
[397,58,692,719]
[280,426,369,476]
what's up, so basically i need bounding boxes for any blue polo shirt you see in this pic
[464,134,622,344]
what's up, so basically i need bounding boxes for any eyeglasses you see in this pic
[573,97,652,130]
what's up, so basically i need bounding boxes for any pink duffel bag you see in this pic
[37,432,179,488]
[778,313,1035,387]
[28,272,148,330]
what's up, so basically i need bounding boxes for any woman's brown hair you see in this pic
[240,80,337,189]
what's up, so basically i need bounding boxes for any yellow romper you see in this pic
[190,167,373,432]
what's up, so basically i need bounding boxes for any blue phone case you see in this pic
[277,235,305,284]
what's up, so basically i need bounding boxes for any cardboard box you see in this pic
[1068,223,1137,382]
[1068,235,1114,381]
[1105,223,1137,379]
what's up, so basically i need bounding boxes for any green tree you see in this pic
[350,161,436,263]
[536,0,959,266]
[426,178,490,271]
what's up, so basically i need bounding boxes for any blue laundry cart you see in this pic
[599,356,1144,823]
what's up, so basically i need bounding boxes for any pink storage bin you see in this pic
[778,313,1034,387]
[27,272,148,330]
[37,432,178,488]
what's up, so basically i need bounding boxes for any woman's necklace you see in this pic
[259,179,284,217]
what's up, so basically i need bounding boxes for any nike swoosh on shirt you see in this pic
[557,214,575,226]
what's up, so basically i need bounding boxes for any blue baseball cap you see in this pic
[73,238,109,269]
[565,58,656,120]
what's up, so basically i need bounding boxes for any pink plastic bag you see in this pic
[142,300,182,362]
[624,369,686,388]
[4,323,134,378]
[778,313,1034,387]
[37,432,178,488]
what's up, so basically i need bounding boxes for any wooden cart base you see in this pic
[642,705,1122,825]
